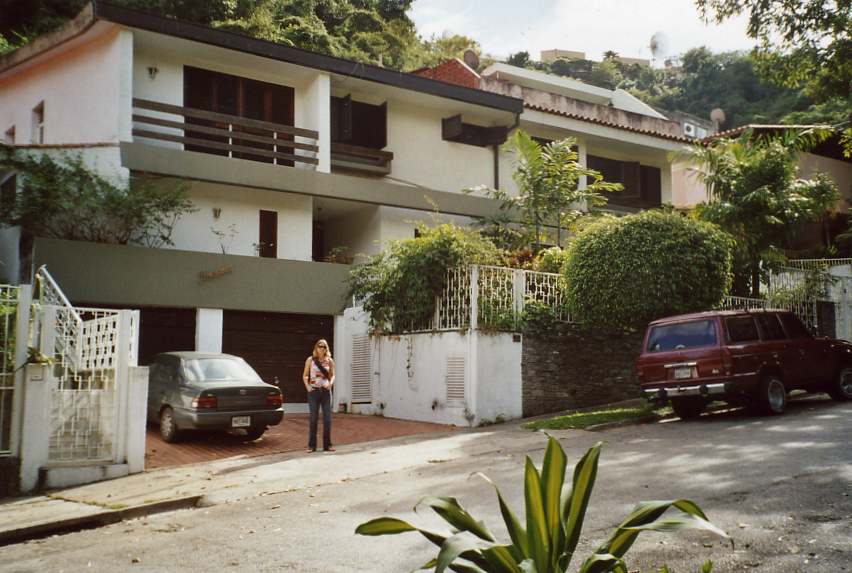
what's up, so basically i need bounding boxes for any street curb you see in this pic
[584,413,661,432]
[0,494,202,547]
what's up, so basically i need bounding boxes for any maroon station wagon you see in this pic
[636,310,852,419]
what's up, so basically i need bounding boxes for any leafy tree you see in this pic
[695,0,851,103]
[506,51,530,68]
[683,130,840,295]
[348,224,503,333]
[356,438,727,573]
[565,210,734,330]
[0,145,194,281]
[468,131,622,251]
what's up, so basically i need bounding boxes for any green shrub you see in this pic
[534,247,570,274]
[565,210,733,330]
[356,438,728,573]
[348,224,503,333]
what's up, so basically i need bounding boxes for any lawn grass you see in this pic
[522,405,662,431]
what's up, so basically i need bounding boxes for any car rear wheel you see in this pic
[159,407,180,443]
[241,426,267,442]
[756,376,786,415]
[671,397,705,420]
[828,367,852,401]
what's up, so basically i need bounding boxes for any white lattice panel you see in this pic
[351,334,373,404]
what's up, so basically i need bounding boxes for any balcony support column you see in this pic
[301,73,331,173]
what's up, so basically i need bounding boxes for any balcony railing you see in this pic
[131,98,319,167]
[330,143,393,175]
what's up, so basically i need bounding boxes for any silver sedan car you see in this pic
[146,352,284,442]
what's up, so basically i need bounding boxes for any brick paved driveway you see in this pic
[145,414,453,470]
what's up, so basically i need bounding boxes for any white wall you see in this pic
[0,27,131,147]
[671,161,708,208]
[165,182,313,260]
[798,152,852,209]
[385,100,496,194]
[379,207,474,245]
[196,308,223,352]
[474,333,522,423]
[323,206,382,263]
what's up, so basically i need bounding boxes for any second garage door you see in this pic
[222,310,334,404]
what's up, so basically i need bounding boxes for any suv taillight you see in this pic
[192,395,217,409]
[267,391,283,407]
[721,348,733,375]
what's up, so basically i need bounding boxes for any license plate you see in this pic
[673,367,693,380]
[231,416,251,428]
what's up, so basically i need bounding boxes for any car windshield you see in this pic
[647,319,717,352]
[183,358,261,382]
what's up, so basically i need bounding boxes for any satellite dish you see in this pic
[463,49,480,70]
[649,32,670,63]
[710,108,726,131]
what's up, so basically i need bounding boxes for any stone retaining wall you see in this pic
[522,325,644,417]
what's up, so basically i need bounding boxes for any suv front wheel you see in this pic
[671,397,705,420]
[828,367,852,401]
[755,375,786,415]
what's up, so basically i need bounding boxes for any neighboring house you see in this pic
[0,2,522,411]
[414,59,692,212]
[672,124,852,221]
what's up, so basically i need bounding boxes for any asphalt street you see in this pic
[1,396,849,573]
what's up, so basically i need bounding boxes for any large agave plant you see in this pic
[356,438,728,573]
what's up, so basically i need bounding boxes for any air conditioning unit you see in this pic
[683,122,696,137]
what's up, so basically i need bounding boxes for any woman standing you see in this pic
[302,339,335,452]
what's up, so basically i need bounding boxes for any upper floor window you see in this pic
[587,154,661,207]
[183,66,294,164]
[3,126,14,145]
[32,102,44,144]
[330,95,387,150]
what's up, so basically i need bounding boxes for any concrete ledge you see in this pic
[43,464,130,490]
[0,495,202,547]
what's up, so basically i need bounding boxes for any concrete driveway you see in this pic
[2,396,849,572]
[144,413,453,469]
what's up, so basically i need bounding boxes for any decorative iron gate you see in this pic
[34,268,138,463]
[0,284,20,456]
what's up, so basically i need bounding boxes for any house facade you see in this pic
[1,3,692,422]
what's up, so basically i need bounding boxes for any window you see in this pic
[32,102,44,144]
[646,319,717,352]
[725,316,759,343]
[3,126,14,145]
[586,155,662,206]
[756,314,786,340]
[0,175,16,212]
[183,358,261,382]
[183,66,295,163]
[330,95,387,149]
[779,313,811,339]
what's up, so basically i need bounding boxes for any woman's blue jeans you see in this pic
[308,388,332,450]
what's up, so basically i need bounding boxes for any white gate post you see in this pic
[113,310,132,463]
[513,269,526,316]
[125,366,149,473]
[9,284,32,458]
[19,364,51,492]
[470,266,479,330]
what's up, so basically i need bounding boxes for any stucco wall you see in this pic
[798,152,852,209]
[671,161,708,208]
[475,333,523,423]
[323,206,382,263]
[0,27,131,147]
[167,182,313,261]
[385,100,495,194]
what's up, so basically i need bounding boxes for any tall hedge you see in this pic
[564,210,733,329]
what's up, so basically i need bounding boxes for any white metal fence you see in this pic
[33,267,139,463]
[0,284,19,455]
[406,265,568,333]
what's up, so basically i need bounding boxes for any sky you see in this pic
[410,0,757,65]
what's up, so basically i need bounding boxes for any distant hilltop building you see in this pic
[541,49,650,67]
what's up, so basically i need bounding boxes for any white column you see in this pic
[661,162,674,205]
[125,366,149,474]
[577,138,588,191]
[298,73,331,173]
[113,310,132,463]
[9,284,32,458]
[195,308,223,353]
[19,365,51,493]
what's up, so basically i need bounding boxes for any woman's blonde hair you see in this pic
[312,339,332,359]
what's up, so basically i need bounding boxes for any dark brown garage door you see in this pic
[138,307,196,365]
[222,310,333,403]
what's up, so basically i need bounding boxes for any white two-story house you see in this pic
[0,2,524,409]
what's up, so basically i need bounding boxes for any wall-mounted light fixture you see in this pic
[147,66,159,80]
[212,207,222,219]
